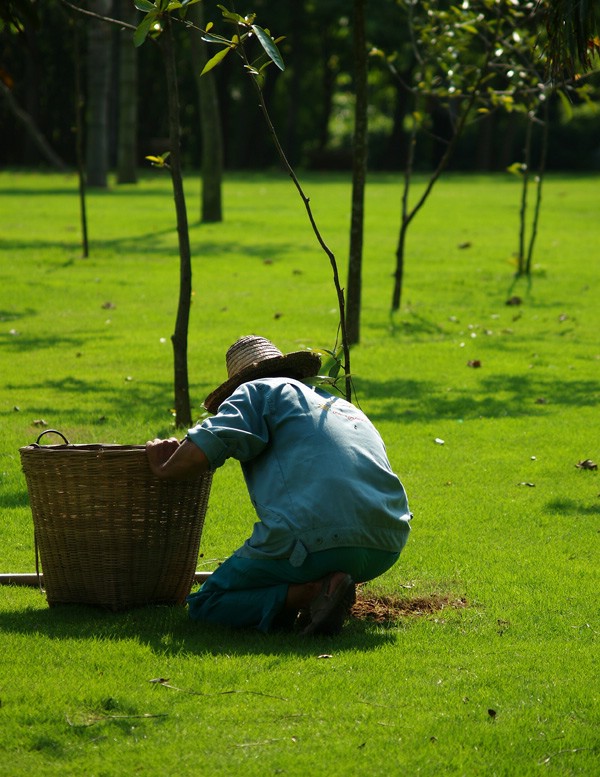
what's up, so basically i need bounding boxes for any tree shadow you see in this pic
[0,308,37,322]
[2,332,91,351]
[357,372,599,424]
[545,498,600,517]
[5,375,204,429]
[0,221,303,261]
[386,311,450,338]
[0,490,29,509]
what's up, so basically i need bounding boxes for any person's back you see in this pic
[208,377,411,563]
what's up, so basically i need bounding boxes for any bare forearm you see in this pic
[146,437,210,480]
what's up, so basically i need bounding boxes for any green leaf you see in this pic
[557,89,574,122]
[200,45,232,76]
[145,151,170,167]
[506,162,524,176]
[217,5,246,24]
[251,24,284,71]
[134,0,156,12]
[133,14,156,47]
[201,32,231,45]
[328,361,341,379]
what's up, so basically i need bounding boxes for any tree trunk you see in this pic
[517,115,533,275]
[188,4,223,222]
[525,100,549,275]
[85,0,113,187]
[391,126,417,312]
[74,18,89,257]
[116,0,138,184]
[346,0,368,346]
[391,73,490,311]
[160,17,193,428]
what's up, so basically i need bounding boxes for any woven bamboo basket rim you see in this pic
[20,430,153,452]
[22,443,150,452]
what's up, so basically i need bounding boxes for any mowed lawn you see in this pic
[0,170,598,776]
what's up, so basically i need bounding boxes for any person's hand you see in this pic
[145,437,210,480]
[145,437,180,478]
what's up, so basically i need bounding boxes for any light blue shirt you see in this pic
[187,378,411,566]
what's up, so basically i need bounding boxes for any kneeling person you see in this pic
[146,335,411,635]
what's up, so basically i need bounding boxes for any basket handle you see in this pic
[33,429,70,446]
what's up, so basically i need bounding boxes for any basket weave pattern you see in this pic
[20,443,212,611]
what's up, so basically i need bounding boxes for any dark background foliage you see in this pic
[1,0,599,173]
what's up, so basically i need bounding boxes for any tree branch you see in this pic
[59,0,136,30]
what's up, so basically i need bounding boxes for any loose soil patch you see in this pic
[351,590,467,623]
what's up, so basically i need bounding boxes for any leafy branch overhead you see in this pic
[131,0,352,403]
[196,3,352,403]
[133,0,202,47]
[200,6,285,80]
[132,0,285,83]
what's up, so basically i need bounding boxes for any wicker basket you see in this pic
[19,430,212,611]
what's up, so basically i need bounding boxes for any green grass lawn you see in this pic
[0,170,598,776]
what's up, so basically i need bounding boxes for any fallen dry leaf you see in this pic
[576,459,597,471]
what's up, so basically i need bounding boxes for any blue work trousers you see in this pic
[186,546,399,632]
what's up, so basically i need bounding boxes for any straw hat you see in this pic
[203,335,321,414]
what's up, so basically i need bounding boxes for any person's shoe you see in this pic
[301,572,355,636]
[317,579,356,636]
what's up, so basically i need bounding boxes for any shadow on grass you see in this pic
[0,489,29,509]
[0,229,303,262]
[545,498,600,517]
[0,308,37,322]
[0,597,401,657]
[5,376,210,431]
[359,373,599,424]
[6,368,598,434]
[2,333,90,351]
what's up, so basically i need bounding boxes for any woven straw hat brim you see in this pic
[203,351,321,414]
